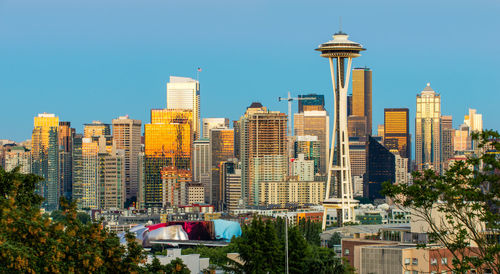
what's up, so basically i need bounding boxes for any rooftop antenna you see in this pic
[339,16,342,32]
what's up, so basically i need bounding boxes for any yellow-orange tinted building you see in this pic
[145,109,193,208]
[384,108,411,160]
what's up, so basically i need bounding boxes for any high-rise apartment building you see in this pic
[167,76,200,140]
[58,121,74,200]
[294,110,329,175]
[3,146,31,174]
[350,67,372,136]
[209,128,234,209]
[292,154,315,181]
[144,109,193,208]
[161,166,191,207]
[440,115,454,172]
[80,137,100,209]
[32,113,59,210]
[99,149,125,209]
[202,118,229,139]
[193,138,210,182]
[112,115,142,202]
[453,125,471,152]
[415,83,441,172]
[239,102,287,206]
[384,108,411,161]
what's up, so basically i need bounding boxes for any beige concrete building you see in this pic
[258,180,325,206]
[202,118,229,139]
[187,183,205,204]
[99,149,126,209]
[112,115,142,202]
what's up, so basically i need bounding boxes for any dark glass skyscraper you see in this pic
[364,136,395,201]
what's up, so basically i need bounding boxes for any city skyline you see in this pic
[1,0,499,142]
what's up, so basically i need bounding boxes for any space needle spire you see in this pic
[316,29,365,230]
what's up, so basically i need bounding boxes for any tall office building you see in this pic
[441,115,454,172]
[464,108,482,132]
[193,138,210,182]
[350,67,372,136]
[220,160,242,212]
[161,166,191,207]
[298,94,325,112]
[167,76,200,140]
[202,118,229,139]
[32,113,59,210]
[72,134,83,207]
[349,136,367,177]
[58,121,74,200]
[80,137,100,209]
[294,110,329,175]
[415,83,441,172]
[239,102,287,206]
[144,109,193,208]
[112,115,142,202]
[83,121,110,138]
[384,108,411,161]
[209,128,234,209]
[364,136,395,201]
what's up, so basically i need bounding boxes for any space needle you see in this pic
[316,30,365,230]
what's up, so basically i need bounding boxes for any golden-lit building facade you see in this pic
[294,110,329,175]
[210,128,234,209]
[81,138,99,209]
[144,109,193,208]
[32,113,59,210]
[415,84,441,172]
[84,121,110,138]
[351,67,372,136]
[384,108,411,160]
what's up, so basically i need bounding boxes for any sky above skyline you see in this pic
[1,0,499,142]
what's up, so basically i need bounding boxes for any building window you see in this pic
[431,258,437,265]
[404,258,410,265]
[412,258,418,265]
[344,248,350,255]
[441,257,448,265]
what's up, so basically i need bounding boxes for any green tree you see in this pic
[164,257,190,273]
[382,130,500,273]
[0,167,156,273]
[327,232,342,248]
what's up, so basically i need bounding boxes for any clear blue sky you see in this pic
[1,0,499,142]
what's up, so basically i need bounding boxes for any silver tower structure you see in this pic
[316,31,365,230]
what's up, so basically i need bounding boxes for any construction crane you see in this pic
[278,91,315,136]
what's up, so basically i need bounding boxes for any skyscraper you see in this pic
[99,149,126,209]
[350,67,372,136]
[294,110,329,175]
[384,108,411,160]
[167,76,200,140]
[144,109,193,208]
[193,138,210,203]
[364,136,395,201]
[32,113,59,210]
[238,102,287,206]
[220,160,242,212]
[464,108,482,132]
[83,121,110,138]
[294,135,321,174]
[209,128,234,209]
[415,83,441,172]
[441,115,454,172]
[3,146,31,174]
[202,118,229,139]
[58,121,74,200]
[112,115,142,203]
